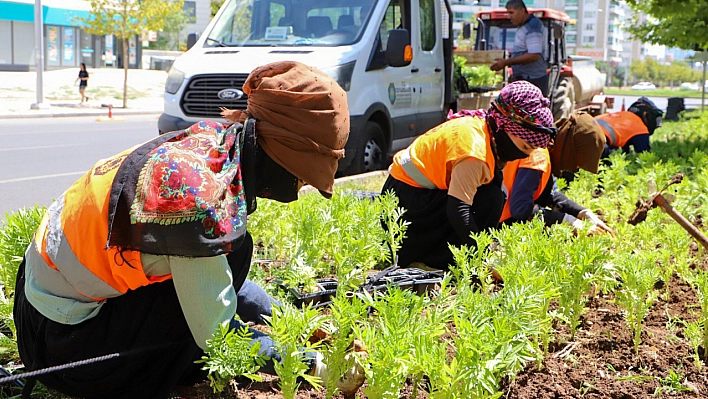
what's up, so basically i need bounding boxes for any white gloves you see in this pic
[577,209,616,237]
[562,213,585,231]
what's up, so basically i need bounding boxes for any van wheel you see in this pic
[345,121,386,175]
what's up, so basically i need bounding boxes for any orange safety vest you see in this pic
[499,147,551,223]
[594,111,648,148]
[389,116,496,189]
[31,146,172,302]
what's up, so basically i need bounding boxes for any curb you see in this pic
[299,170,389,195]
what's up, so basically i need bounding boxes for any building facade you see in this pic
[451,0,638,64]
[0,0,213,71]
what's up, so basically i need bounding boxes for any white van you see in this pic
[158,0,454,175]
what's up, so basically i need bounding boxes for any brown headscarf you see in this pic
[550,112,606,177]
[227,61,350,197]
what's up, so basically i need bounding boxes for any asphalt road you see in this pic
[1,115,160,216]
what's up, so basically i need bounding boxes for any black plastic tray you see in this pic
[276,267,444,308]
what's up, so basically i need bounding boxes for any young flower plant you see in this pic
[197,323,269,393]
[614,253,660,356]
[265,303,325,399]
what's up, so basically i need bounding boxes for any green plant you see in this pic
[614,253,660,356]
[553,235,611,340]
[378,191,410,267]
[461,65,502,88]
[197,323,269,393]
[266,303,325,399]
[358,287,426,399]
[0,206,46,352]
[686,267,708,364]
[684,320,704,371]
[321,292,368,398]
[654,369,692,396]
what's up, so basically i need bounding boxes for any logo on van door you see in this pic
[388,83,396,105]
[217,89,244,100]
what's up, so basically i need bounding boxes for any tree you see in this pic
[160,8,189,50]
[625,0,708,50]
[77,0,185,108]
[211,0,226,18]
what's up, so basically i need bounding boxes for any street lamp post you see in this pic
[31,0,49,110]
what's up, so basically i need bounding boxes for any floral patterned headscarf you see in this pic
[107,120,250,257]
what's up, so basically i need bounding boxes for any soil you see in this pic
[171,266,708,399]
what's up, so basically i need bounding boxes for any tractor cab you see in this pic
[473,8,571,104]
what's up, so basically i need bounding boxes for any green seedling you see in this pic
[554,235,610,340]
[265,303,325,399]
[321,292,368,399]
[686,267,708,363]
[198,323,269,393]
[358,287,426,399]
[684,320,704,371]
[378,191,410,267]
[0,206,46,355]
[614,253,660,356]
[654,369,692,397]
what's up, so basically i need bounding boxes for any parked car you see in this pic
[680,82,700,91]
[631,82,657,91]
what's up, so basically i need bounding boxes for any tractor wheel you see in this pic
[552,78,575,121]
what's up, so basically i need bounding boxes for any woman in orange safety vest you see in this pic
[382,81,556,270]
[13,62,365,399]
[597,96,663,158]
[498,112,614,236]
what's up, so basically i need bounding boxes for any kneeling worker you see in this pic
[596,97,664,157]
[13,61,364,398]
[382,81,556,270]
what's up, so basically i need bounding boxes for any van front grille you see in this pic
[180,74,249,118]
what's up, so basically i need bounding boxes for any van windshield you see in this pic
[206,0,379,47]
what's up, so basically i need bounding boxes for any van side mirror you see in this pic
[462,23,471,39]
[186,33,199,50]
[385,29,411,67]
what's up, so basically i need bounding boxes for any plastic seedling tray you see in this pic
[275,267,444,308]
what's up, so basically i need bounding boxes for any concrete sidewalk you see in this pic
[0,67,167,119]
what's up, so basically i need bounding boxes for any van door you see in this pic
[411,0,444,134]
[376,0,418,145]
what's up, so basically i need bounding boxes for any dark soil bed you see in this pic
[172,269,708,399]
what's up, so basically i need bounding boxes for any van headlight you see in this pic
[165,67,185,94]
[322,62,355,91]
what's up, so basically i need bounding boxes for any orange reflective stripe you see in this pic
[390,117,495,189]
[500,148,551,222]
[58,147,154,295]
[594,111,648,148]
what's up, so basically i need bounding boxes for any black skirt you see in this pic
[381,175,505,270]
[13,234,257,399]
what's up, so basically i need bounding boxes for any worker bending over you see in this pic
[498,112,614,235]
[382,81,556,270]
[596,97,664,157]
[13,61,363,399]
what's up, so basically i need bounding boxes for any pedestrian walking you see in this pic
[75,63,89,103]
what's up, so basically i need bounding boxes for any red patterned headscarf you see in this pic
[488,81,555,149]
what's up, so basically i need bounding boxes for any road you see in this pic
[608,95,705,113]
[1,115,159,216]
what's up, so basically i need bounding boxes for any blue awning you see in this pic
[0,1,89,26]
